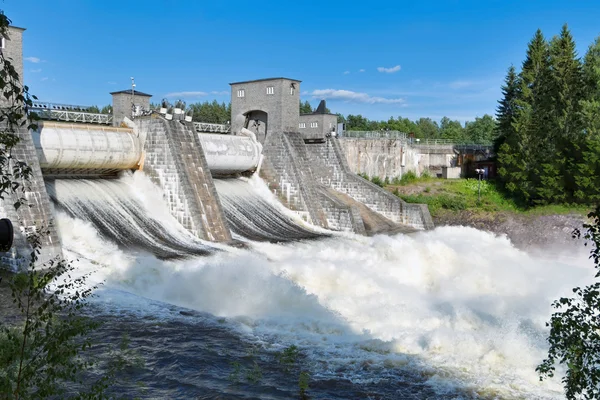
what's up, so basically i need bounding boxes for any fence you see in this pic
[340,131,408,140]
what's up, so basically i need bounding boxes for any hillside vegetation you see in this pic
[361,172,589,218]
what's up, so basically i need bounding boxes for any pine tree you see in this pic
[506,29,550,204]
[575,36,600,202]
[538,24,584,203]
[494,65,519,154]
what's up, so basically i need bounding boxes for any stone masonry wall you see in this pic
[3,27,24,101]
[112,93,151,127]
[137,115,231,242]
[230,78,300,142]
[308,138,434,230]
[316,186,366,234]
[0,127,62,268]
[259,131,328,227]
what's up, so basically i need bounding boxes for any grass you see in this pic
[387,176,590,218]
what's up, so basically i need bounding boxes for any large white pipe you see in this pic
[32,122,142,170]
[197,133,262,175]
[32,122,262,175]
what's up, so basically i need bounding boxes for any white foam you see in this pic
[52,173,595,399]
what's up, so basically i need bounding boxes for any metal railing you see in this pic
[411,138,493,147]
[30,101,97,113]
[340,130,408,140]
[29,109,113,125]
[193,122,231,134]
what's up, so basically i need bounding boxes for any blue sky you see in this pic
[6,0,600,123]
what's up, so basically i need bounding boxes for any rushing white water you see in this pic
[214,176,324,242]
[47,173,216,259]
[51,172,595,399]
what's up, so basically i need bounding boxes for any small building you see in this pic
[299,100,338,141]
[230,77,301,143]
[110,89,152,127]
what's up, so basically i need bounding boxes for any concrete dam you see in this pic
[1,67,432,266]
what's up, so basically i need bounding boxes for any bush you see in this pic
[371,176,384,187]
[396,171,418,186]
[537,207,600,399]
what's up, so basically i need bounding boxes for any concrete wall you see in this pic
[230,78,300,144]
[339,138,406,180]
[299,113,337,140]
[306,137,434,230]
[136,115,231,242]
[0,127,62,268]
[442,166,461,179]
[339,138,459,178]
[112,92,151,127]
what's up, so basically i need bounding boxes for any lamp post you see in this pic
[130,77,136,118]
[475,168,484,203]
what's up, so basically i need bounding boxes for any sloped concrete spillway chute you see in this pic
[32,122,142,177]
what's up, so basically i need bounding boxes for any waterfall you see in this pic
[47,176,215,259]
[213,177,325,242]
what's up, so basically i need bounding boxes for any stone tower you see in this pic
[230,77,301,144]
[110,89,152,127]
[1,26,25,106]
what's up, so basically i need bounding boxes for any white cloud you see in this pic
[311,89,405,105]
[41,77,48,81]
[359,69,366,73]
[30,68,42,73]
[377,65,401,73]
[24,57,41,63]
[107,81,117,85]
[164,91,207,98]
[210,90,229,95]
[343,71,350,75]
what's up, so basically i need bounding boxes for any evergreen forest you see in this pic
[495,24,600,206]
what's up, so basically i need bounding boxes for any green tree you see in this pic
[537,206,600,400]
[86,105,100,113]
[188,100,231,124]
[537,24,584,204]
[299,100,313,114]
[464,114,496,143]
[494,65,519,154]
[575,36,600,203]
[100,105,112,115]
[439,117,465,141]
[415,117,440,139]
[506,28,550,204]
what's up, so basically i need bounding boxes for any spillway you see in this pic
[46,176,215,259]
[214,177,325,242]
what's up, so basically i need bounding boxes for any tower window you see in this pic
[311,122,318,128]
[237,89,245,98]
[0,38,5,49]
[266,86,274,95]
[299,122,306,128]
[290,86,295,95]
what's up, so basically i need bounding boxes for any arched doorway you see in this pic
[243,110,268,144]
